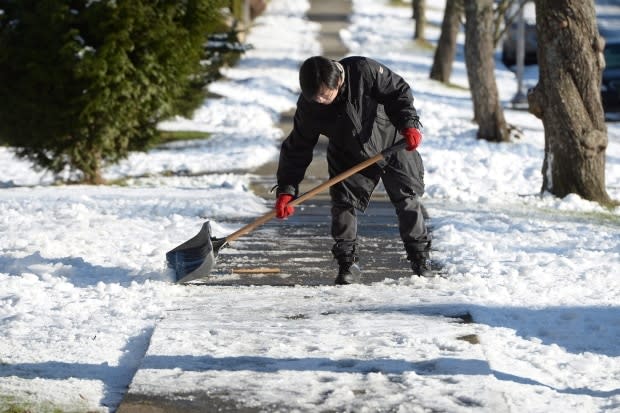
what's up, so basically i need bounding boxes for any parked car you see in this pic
[602,38,620,112]
[500,0,620,68]
[501,1,620,114]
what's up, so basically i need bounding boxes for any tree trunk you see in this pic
[413,0,426,40]
[528,0,611,205]
[430,0,463,83]
[77,144,105,184]
[464,0,509,142]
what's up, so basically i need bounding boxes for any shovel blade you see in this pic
[166,222,226,283]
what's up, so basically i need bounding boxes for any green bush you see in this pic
[0,0,226,183]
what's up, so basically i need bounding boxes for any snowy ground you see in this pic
[0,0,619,412]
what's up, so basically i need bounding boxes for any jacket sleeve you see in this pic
[365,58,421,131]
[276,98,320,197]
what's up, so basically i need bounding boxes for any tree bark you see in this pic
[527,0,611,204]
[430,0,463,83]
[413,0,426,40]
[464,0,509,142]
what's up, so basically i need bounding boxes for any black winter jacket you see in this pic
[276,56,422,210]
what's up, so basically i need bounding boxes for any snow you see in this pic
[0,0,619,412]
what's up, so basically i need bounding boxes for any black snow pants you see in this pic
[330,148,432,265]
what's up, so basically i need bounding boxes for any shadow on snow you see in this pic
[3,353,617,400]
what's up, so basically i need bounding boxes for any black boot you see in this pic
[334,261,361,285]
[332,240,360,285]
[405,243,435,277]
[410,252,434,277]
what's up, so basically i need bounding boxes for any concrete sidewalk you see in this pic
[116,197,444,412]
[116,1,453,410]
[117,2,357,412]
[174,199,430,287]
[115,0,458,407]
[248,0,351,200]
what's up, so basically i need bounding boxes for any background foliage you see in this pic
[0,0,228,183]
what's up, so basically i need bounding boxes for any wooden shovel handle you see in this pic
[225,140,407,243]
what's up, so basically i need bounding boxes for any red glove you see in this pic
[401,128,423,151]
[275,194,295,219]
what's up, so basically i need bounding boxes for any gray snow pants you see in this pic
[331,149,432,264]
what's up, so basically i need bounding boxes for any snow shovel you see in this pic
[166,140,408,283]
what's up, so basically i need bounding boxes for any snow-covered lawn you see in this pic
[0,0,618,411]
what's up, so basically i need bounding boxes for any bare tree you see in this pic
[430,0,463,83]
[463,0,510,142]
[493,0,520,46]
[412,0,426,40]
[430,0,516,83]
[528,0,613,205]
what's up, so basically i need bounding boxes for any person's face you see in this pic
[313,74,344,105]
[314,83,339,105]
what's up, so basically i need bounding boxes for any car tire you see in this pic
[502,50,515,67]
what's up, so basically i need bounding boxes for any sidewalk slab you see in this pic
[308,0,351,59]
[189,199,425,286]
[117,292,510,413]
[250,0,351,199]
[116,199,515,412]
